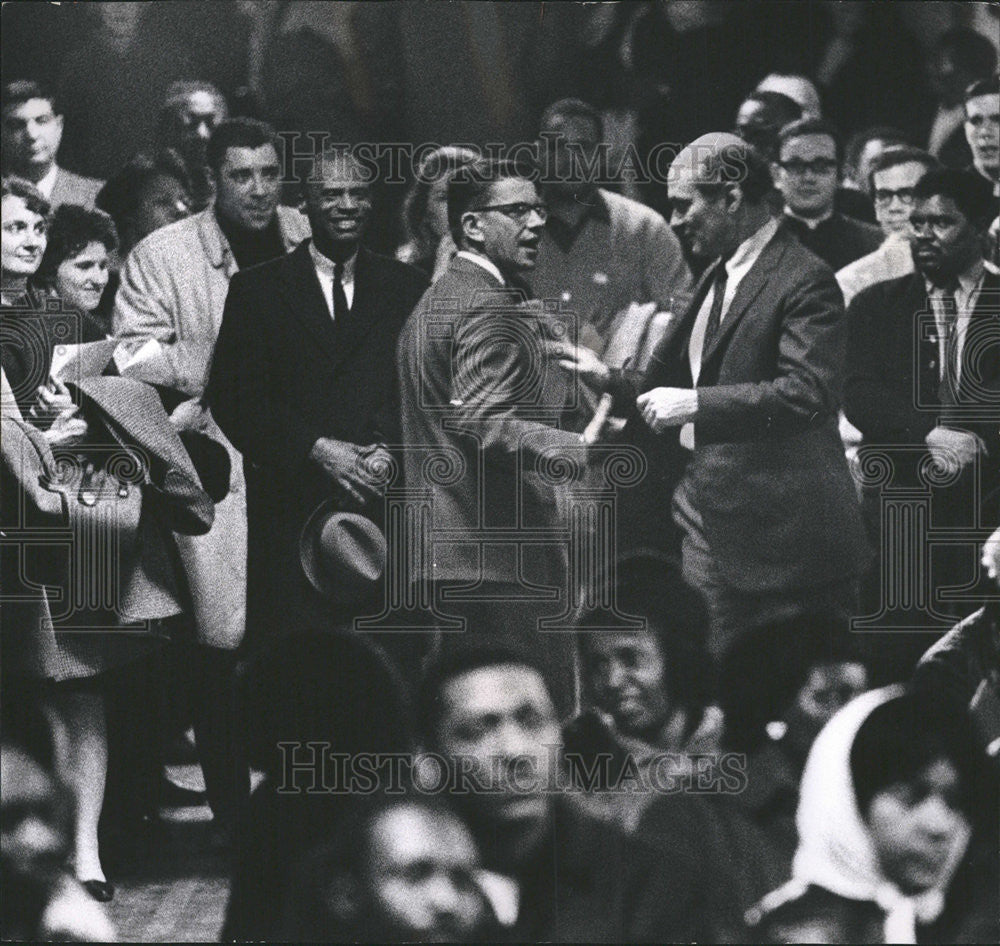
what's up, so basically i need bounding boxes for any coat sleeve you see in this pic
[843,285,935,443]
[451,303,580,466]
[207,274,326,482]
[693,267,846,442]
[113,244,212,397]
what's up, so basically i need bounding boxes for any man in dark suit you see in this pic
[845,169,999,634]
[1,80,103,208]
[773,118,883,272]
[208,146,428,652]
[396,157,584,711]
[554,134,868,655]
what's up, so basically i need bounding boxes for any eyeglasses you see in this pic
[471,202,548,224]
[874,187,917,206]
[777,158,838,176]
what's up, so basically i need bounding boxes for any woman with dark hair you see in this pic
[749,687,997,943]
[95,150,191,261]
[396,145,479,280]
[35,204,118,338]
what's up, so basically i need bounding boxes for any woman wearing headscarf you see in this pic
[748,686,998,943]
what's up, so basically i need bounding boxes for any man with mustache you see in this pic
[845,168,999,626]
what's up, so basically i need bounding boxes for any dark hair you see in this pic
[867,146,939,194]
[539,97,604,138]
[241,630,414,775]
[446,156,538,246]
[1,78,58,114]
[156,79,228,150]
[417,639,548,744]
[912,167,995,231]
[936,28,997,81]
[692,139,775,205]
[1,174,49,218]
[401,145,479,265]
[843,126,910,177]
[735,91,803,160]
[205,117,278,173]
[95,149,192,234]
[719,614,865,752]
[577,552,713,720]
[741,91,803,127]
[965,73,1000,105]
[850,691,986,821]
[35,204,117,288]
[777,117,842,164]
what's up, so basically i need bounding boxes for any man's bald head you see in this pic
[667,134,774,260]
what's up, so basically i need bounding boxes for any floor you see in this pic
[103,767,230,943]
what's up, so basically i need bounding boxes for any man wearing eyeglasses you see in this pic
[837,146,940,308]
[773,118,882,272]
[396,157,585,713]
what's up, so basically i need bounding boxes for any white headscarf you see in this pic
[775,685,970,944]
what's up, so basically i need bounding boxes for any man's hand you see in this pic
[43,409,88,445]
[310,437,389,509]
[982,526,1000,588]
[636,387,698,433]
[925,425,986,476]
[545,340,611,391]
[29,378,75,422]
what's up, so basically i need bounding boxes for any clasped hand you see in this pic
[30,379,88,444]
[925,425,985,476]
[310,437,391,509]
[636,387,698,432]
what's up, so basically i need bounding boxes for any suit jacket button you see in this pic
[929,360,936,369]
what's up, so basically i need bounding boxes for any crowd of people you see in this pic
[2,2,999,943]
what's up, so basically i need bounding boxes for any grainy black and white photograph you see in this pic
[1,0,998,942]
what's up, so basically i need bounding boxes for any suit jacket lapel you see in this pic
[649,262,720,370]
[331,248,383,367]
[700,228,787,368]
[278,241,339,361]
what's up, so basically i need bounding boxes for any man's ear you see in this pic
[460,210,483,246]
[324,874,362,922]
[52,113,65,149]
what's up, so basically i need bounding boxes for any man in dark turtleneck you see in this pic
[112,117,310,842]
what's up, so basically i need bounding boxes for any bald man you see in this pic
[556,134,869,653]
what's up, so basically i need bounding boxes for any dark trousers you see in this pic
[672,476,860,657]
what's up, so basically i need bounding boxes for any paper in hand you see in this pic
[50,339,119,382]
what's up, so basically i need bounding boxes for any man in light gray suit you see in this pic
[1,80,103,209]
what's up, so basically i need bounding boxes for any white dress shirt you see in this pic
[926,259,985,388]
[34,163,59,200]
[310,241,356,318]
[680,216,781,449]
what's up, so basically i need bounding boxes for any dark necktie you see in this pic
[333,260,350,323]
[938,284,960,404]
[701,263,729,363]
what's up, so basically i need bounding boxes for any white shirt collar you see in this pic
[309,240,357,316]
[923,258,985,297]
[456,250,505,286]
[725,216,781,279]
[783,206,834,229]
[35,163,59,200]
